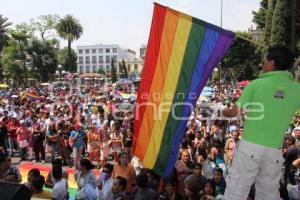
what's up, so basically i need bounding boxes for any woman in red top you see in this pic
[87,126,101,166]
[16,120,30,161]
[110,122,123,162]
[99,121,110,165]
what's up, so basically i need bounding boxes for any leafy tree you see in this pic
[56,15,83,72]
[264,0,275,45]
[290,0,299,53]
[0,15,12,54]
[252,0,268,29]
[253,0,300,54]
[14,23,35,38]
[119,59,128,79]
[270,0,289,46]
[10,30,30,85]
[98,68,105,75]
[111,57,117,83]
[2,36,28,86]
[0,15,12,81]
[31,14,59,41]
[296,69,300,83]
[58,47,77,72]
[27,38,58,82]
[221,32,261,81]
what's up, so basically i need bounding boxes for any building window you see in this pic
[106,55,110,63]
[99,56,103,63]
[92,56,96,64]
[86,66,90,73]
[112,55,117,62]
[99,65,103,71]
[134,64,138,74]
[85,49,89,54]
[113,48,117,53]
[92,49,96,54]
[85,56,90,64]
[93,65,97,73]
[99,49,103,53]
[80,66,83,73]
[127,64,131,72]
[106,65,110,72]
[79,49,83,54]
[79,56,83,64]
[106,48,110,53]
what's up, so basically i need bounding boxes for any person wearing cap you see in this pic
[223,46,300,199]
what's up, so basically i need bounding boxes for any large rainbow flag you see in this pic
[133,3,234,177]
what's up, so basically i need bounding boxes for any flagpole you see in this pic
[235,34,265,47]
[221,0,223,28]
[219,0,223,95]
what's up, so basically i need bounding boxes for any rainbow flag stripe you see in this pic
[19,162,100,200]
[26,92,44,101]
[133,3,234,177]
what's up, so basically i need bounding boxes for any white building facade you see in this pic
[76,44,136,74]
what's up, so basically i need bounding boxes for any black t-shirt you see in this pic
[285,145,298,165]
[0,126,8,143]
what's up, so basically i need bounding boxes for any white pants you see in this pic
[224,140,284,200]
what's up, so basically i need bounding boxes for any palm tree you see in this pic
[56,15,83,72]
[0,15,12,80]
[0,15,12,54]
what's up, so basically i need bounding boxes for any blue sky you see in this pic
[1,0,260,55]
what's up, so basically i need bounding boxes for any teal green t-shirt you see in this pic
[237,71,300,148]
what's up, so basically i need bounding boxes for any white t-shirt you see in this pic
[52,178,68,200]
[98,177,113,200]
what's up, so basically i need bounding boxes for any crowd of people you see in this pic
[0,74,299,200]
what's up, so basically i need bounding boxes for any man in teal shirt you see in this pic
[223,46,300,200]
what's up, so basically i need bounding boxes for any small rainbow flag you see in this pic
[133,3,234,177]
[26,92,44,101]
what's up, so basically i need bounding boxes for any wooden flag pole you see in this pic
[235,34,266,48]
